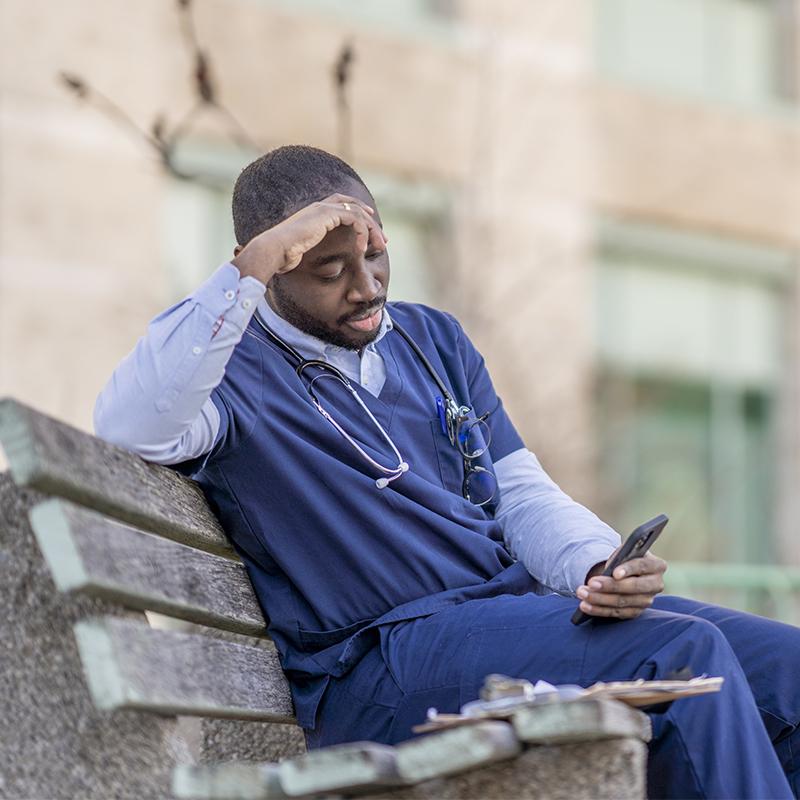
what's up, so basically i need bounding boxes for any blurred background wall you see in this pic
[1,0,799,620]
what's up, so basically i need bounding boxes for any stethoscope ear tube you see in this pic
[392,323,455,404]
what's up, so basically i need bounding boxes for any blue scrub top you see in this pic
[186,302,536,728]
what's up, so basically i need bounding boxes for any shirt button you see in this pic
[192,346,202,355]
[224,289,236,301]
[242,298,252,309]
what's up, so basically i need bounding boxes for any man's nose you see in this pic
[345,260,382,304]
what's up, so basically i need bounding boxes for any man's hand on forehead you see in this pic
[232,193,388,286]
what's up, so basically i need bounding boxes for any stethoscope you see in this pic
[252,309,476,490]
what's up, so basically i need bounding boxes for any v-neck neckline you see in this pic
[351,331,403,427]
[248,317,405,429]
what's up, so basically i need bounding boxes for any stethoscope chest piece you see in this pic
[376,461,409,489]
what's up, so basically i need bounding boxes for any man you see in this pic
[96,145,799,799]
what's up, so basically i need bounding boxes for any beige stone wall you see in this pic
[1,0,799,538]
[447,2,598,504]
[592,84,800,248]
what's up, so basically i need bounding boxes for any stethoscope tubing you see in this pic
[251,309,493,500]
[253,309,454,404]
[253,310,417,486]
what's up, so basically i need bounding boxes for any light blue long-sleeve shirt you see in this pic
[94,263,619,594]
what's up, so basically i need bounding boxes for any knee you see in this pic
[658,616,735,677]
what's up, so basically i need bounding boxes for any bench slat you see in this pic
[279,742,402,796]
[173,723,521,800]
[394,721,520,783]
[172,763,286,800]
[511,699,652,745]
[74,616,295,722]
[370,739,648,800]
[30,499,266,636]
[0,398,232,556]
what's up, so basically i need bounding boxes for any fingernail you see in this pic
[617,569,626,578]
[577,588,588,599]
[582,602,592,612]
[589,580,601,590]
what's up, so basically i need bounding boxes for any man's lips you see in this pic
[344,304,384,332]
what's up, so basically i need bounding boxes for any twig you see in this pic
[57,0,263,183]
[333,41,355,160]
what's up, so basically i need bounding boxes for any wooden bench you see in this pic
[0,398,651,799]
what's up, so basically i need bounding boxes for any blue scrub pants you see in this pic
[307,595,800,799]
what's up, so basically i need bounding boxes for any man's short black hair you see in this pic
[232,145,368,246]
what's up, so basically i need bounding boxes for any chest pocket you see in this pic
[429,417,464,495]
[428,409,499,511]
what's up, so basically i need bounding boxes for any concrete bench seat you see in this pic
[176,703,651,799]
[0,397,650,799]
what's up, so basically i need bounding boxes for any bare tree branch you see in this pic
[333,41,355,160]
[57,0,264,183]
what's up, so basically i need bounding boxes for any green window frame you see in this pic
[260,0,462,42]
[594,0,798,111]
[594,219,797,621]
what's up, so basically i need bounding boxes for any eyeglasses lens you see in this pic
[456,418,492,458]
[464,465,497,506]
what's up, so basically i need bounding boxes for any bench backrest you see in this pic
[0,397,296,723]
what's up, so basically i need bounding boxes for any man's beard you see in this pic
[269,277,385,351]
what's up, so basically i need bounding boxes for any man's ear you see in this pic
[233,245,242,257]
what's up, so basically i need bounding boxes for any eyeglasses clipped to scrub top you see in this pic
[252,312,498,506]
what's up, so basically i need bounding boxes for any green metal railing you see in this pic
[665,563,800,625]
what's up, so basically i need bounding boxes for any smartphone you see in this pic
[571,513,669,626]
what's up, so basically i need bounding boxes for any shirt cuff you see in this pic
[565,543,617,595]
[192,262,266,330]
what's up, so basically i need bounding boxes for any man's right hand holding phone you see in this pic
[575,551,668,621]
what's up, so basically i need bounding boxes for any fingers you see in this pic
[586,573,664,595]
[576,600,649,620]
[325,193,375,216]
[575,585,655,619]
[578,585,657,607]
[575,552,667,621]
[611,553,667,581]
[267,193,389,277]
[322,194,388,252]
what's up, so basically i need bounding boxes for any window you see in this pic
[162,178,237,301]
[594,220,794,575]
[364,172,450,306]
[595,0,797,108]
[263,0,460,39]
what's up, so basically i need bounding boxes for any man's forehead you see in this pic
[269,177,381,273]
[306,224,359,262]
